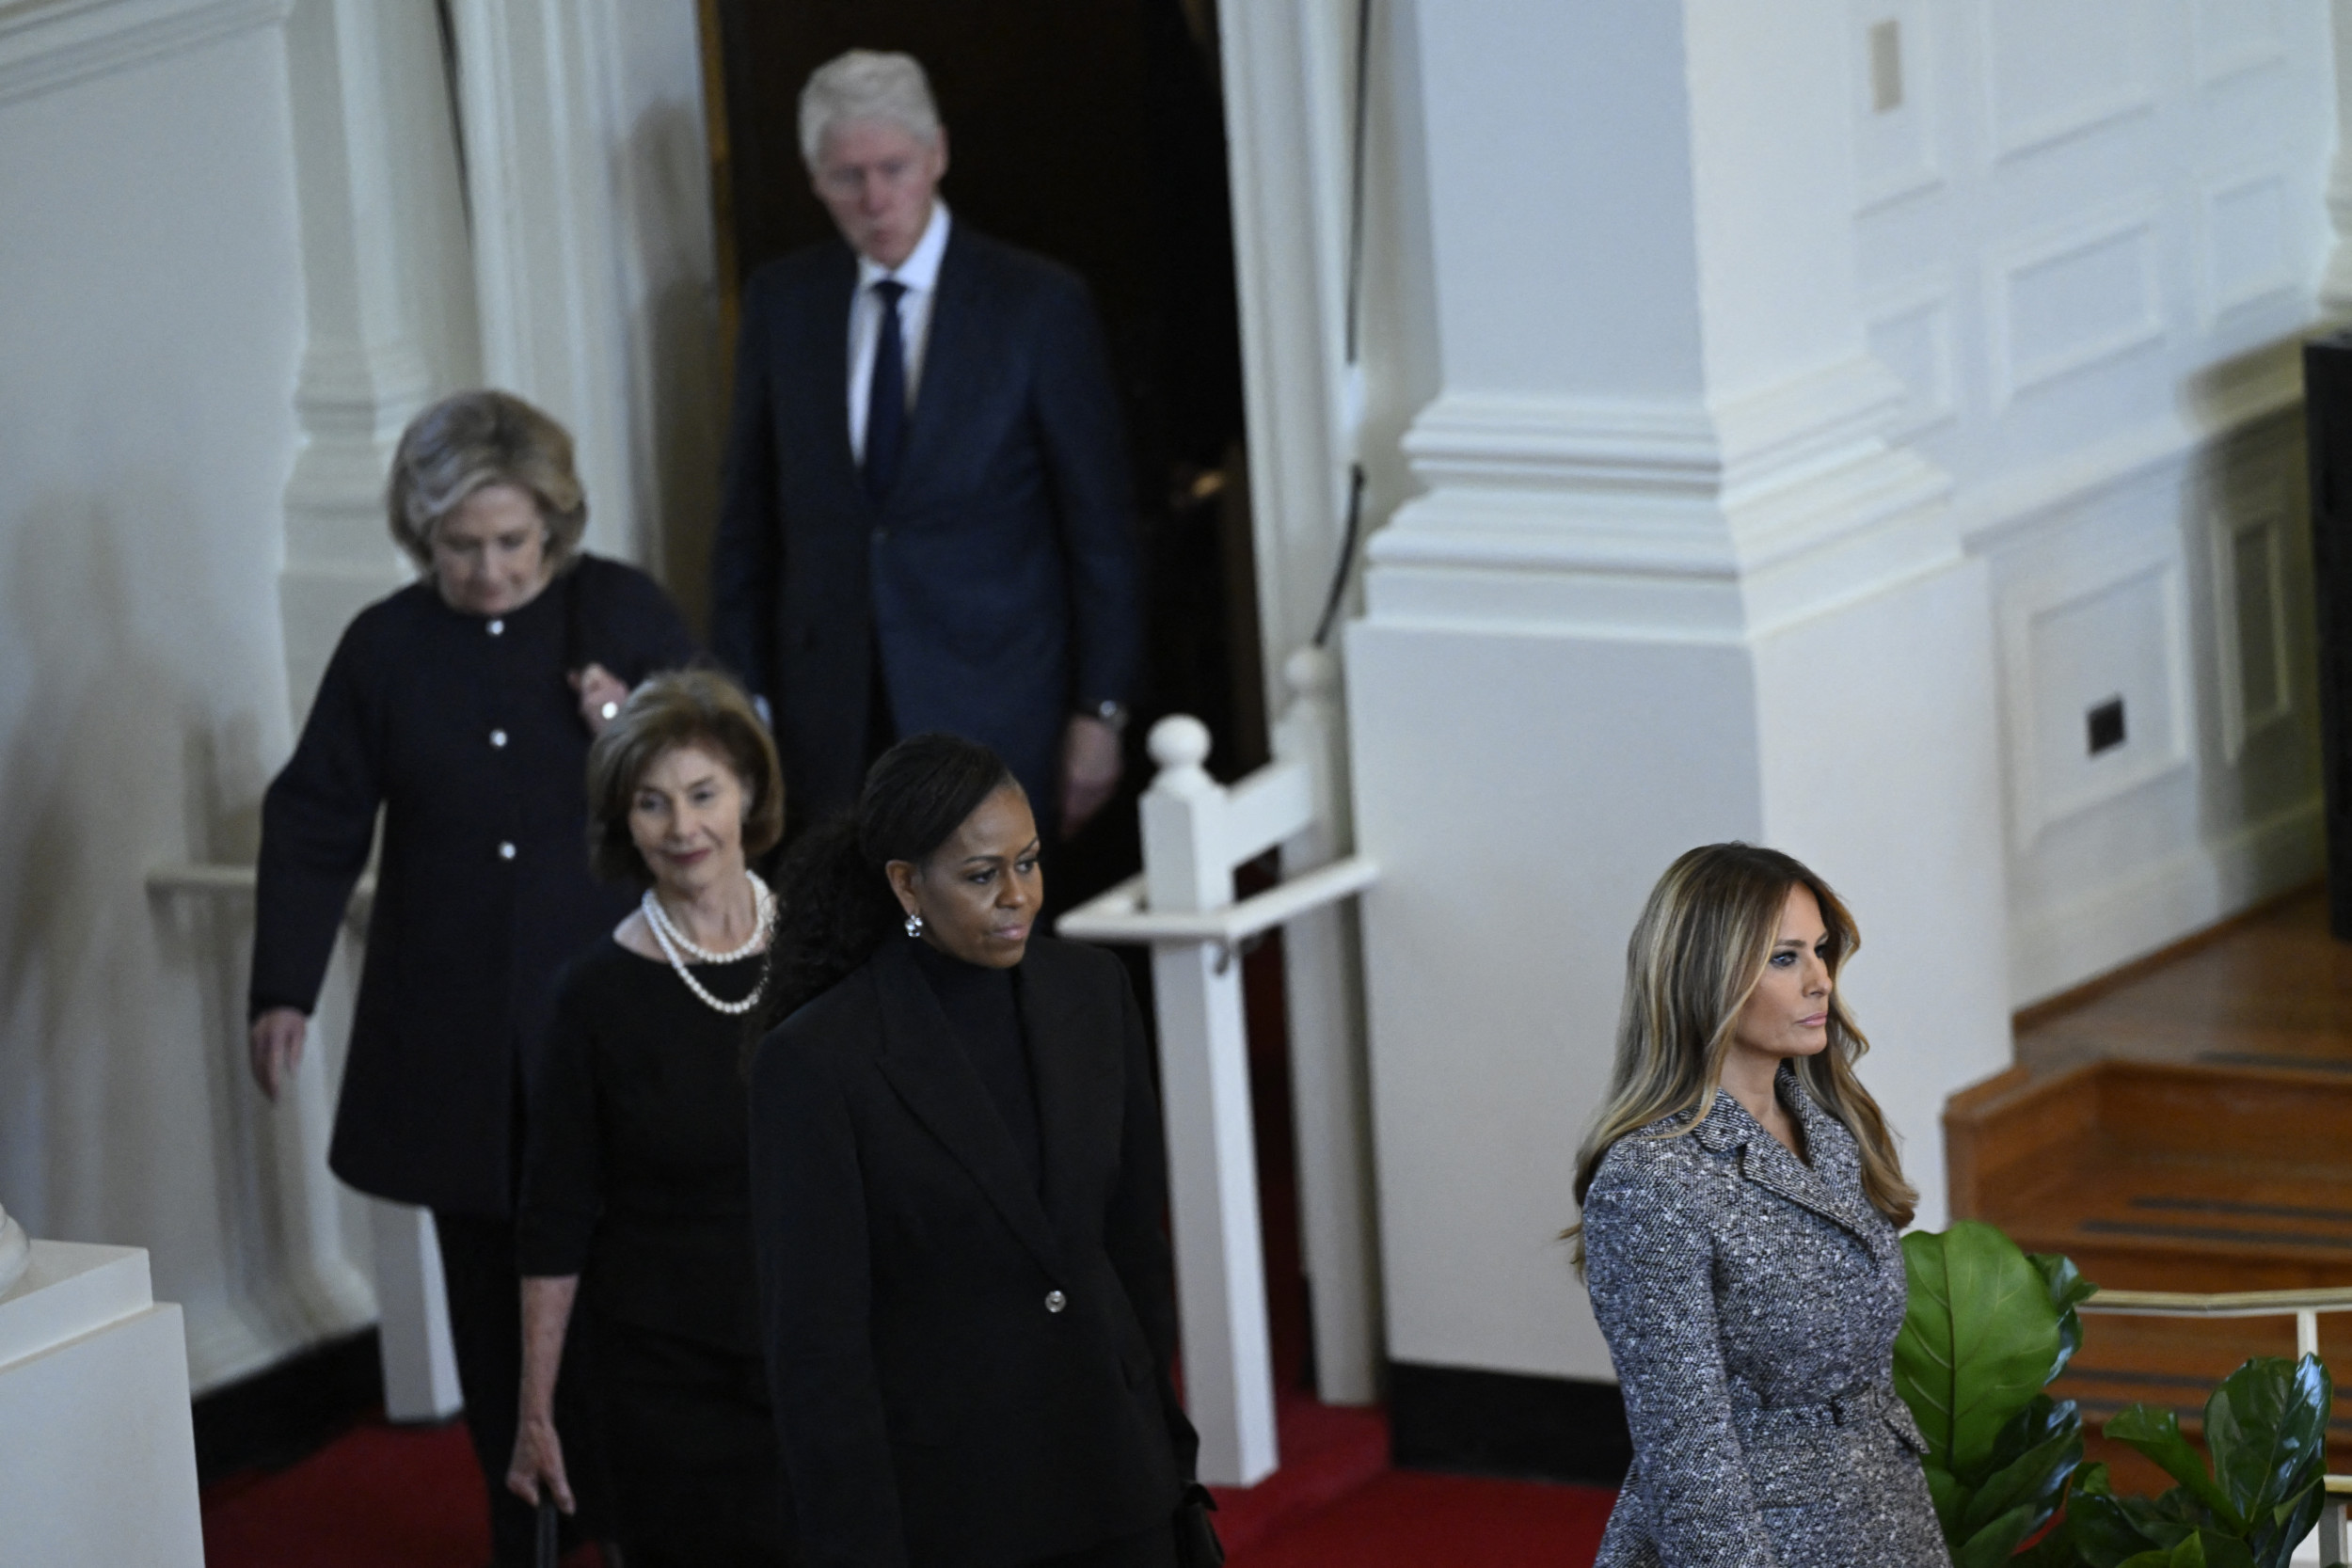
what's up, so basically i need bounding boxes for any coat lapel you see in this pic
[803,242,872,515]
[1695,1083,1876,1244]
[886,230,984,515]
[869,941,1063,1275]
[1016,941,1122,1245]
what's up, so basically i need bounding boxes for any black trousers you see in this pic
[434,1210,607,1566]
[1025,1526,1181,1568]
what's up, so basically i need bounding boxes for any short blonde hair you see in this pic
[1564,844,1916,1266]
[386,390,588,571]
[799,50,940,166]
[585,670,786,886]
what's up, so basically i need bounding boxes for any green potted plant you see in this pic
[2065,1354,2331,1568]
[1895,1222,2095,1566]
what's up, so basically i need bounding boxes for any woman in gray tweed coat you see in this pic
[1569,844,1950,1568]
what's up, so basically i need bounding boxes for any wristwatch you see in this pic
[1085,699,1131,736]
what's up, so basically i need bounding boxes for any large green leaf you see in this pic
[2029,1250,2099,1383]
[2201,1354,2331,1568]
[2115,1528,2255,1568]
[1959,1417,2081,1539]
[1897,1222,2066,1481]
[1953,1502,2040,1568]
[2071,1490,2173,1568]
[2106,1404,2241,1528]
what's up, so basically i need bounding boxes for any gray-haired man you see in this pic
[710,49,1141,837]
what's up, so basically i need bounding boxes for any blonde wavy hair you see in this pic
[1565,843,1915,1269]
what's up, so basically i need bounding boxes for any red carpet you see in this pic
[1229,1469,1615,1567]
[202,1418,602,1568]
[201,1407,1613,1568]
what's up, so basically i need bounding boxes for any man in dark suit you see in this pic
[711,49,1141,837]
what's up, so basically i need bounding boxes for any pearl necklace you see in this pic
[641,871,771,1015]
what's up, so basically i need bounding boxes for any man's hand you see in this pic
[249,1007,309,1101]
[569,662,629,736]
[1058,715,1125,839]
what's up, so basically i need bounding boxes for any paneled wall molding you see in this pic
[2322,0,2352,309]
[1369,356,1955,641]
[1984,199,2166,410]
[1981,0,2155,165]
[2192,0,2289,87]
[0,0,286,106]
[1863,283,1958,438]
[2207,474,2296,764]
[2196,167,2300,328]
[2010,798,2321,1006]
[1995,539,2193,845]
[1954,341,2305,553]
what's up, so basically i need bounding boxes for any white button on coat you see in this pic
[1044,1289,1067,1314]
[490,730,508,748]
[488,619,504,636]
[499,842,516,861]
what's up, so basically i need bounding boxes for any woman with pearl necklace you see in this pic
[506,669,793,1566]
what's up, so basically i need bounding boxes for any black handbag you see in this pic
[1174,1481,1225,1568]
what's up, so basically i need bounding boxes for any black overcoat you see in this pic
[708,223,1142,823]
[747,935,1195,1568]
[249,556,696,1216]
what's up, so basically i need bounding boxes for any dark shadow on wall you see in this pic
[0,482,292,1326]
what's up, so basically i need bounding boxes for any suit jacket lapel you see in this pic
[803,242,872,515]
[1017,942,1121,1246]
[870,941,1062,1275]
[887,229,984,515]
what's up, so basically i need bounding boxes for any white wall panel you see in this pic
[1854,0,2334,1005]
[2193,0,2290,85]
[1866,286,1958,437]
[1982,0,2156,161]
[2201,172,2298,325]
[1989,206,2166,407]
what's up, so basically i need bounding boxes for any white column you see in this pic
[1346,0,2010,1386]
[278,0,461,714]
[445,0,722,578]
[277,0,469,1413]
[1272,650,1381,1405]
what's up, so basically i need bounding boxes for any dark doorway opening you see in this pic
[702,0,1266,815]
[699,2,1316,1401]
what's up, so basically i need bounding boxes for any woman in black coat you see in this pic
[748,734,1205,1568]
[247,389,695,1565]
[507,670,792,1566]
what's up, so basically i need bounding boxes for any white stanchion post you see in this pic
[1140,718,1279,1487]
[1271,649,1381,1405]
[371,1202,463,1421]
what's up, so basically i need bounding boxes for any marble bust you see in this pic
[0,1203,27,1300]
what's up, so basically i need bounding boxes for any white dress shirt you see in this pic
[847,200,951,464]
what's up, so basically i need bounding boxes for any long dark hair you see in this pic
[758,733,1020,1028]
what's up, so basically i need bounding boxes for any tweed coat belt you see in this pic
[1581,1069,1951,1568]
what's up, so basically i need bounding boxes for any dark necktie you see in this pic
[864,278,909,504]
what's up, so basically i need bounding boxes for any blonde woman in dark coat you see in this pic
[1569,844,1950,1568]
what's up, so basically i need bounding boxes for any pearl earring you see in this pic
[904,911,925,939]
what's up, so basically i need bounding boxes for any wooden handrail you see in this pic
[2079,1286,2352,1318]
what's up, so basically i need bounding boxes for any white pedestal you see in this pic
[0,1242,205,1568]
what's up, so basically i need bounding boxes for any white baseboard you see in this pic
[2009,798,2322,1007]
